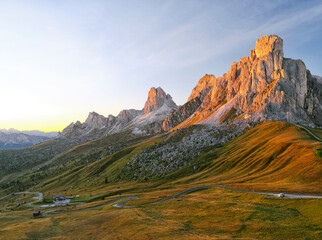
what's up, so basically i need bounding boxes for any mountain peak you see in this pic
[163,34,321,130]
[143,87,177,114]
[188,74,216,101]
[85,112,108,129]
[254,34,283,59]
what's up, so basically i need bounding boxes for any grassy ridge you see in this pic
[0,121,321,239]
[37,135,163,193]
[30,121,322,195]
[167,121,322,193]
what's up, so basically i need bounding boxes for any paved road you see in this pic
[0,191,43,206]
[292,123,322,142]
[113,185,322,208]
[3,123,322,216]
[43,185,322,216]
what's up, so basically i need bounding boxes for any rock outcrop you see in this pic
[60,108,142,139]
[161,74,215,131]
[60,87,177,139]
[162,97,202,131]
[144,87,177,114]
[166,34,322,129]
[85,112,109,129]
[132,87,178,134]
[188,74,216,101]
[60,34,321,140]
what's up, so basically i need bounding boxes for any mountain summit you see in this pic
[144,87,177,114]
[163,34,322,130]
[60,34,321,141]
[60,87,177,139]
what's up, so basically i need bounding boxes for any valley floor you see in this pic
[0,184,321,240]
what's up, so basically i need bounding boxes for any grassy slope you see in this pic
[0,188,320,240]
[0,121,321,239]
[44,130,152,168]
[0,131,155,195]
[37,135,164,194]
[0,130,151,187]
[164,121,321,193]
[33,121,322,195]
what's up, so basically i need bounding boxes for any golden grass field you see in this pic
[0,187,321,239]
[0,121,321,239]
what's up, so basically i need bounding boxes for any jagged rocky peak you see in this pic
[207,34,321,126]
[143,87,177,114]
[107,114,116,121]
[117,109,142,122]
[253,34,283,60]
[188,74,216,101]
[165,34,321,130]
[60,120,86,138]
[85,111,108,129]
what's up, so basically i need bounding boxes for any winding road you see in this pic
[41,185,322,216]
[2,122,321,216]
[292,123,322,142]
[0,191,43,206]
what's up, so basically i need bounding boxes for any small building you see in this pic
[53,195,66,201]
[33,211,41,217]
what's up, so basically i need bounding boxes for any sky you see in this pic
[0,0,322,132]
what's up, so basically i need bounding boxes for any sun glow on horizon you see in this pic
[0,118,76,132]
[0,1,321,132]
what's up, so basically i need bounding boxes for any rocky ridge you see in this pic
[60,34,321,143]
[121,122,248,180]
[163,34,322,130]
[144,87,177,114]
[60,87,177,139]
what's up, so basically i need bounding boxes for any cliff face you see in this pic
[85,112,109,129]
[163,34,322,130]
[188,74,216,101]
[61,34,321,139]
[162,96,202,131]
[143,87,177,114]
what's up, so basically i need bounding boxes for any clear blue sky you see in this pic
[0,0,321,131]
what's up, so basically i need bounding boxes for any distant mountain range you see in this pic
[0,129,58,138]
[0,129,58,150]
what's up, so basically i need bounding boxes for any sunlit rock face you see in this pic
[162,74,215,131]
[166,34,322,129]
[131,87,178,134]
[144,87,177,114]
[61,34,321,139]
[188,74,216,101]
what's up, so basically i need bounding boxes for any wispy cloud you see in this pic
[122,1,322,70]
[0,0,321,130]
